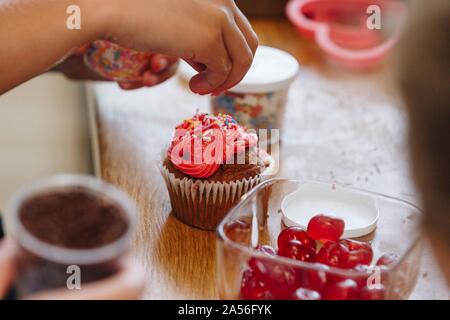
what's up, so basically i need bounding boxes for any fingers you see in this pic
[118,81,144,90]
[118,55,179,90]
[56,55,107,81]
[212,5,258,95]
[149,56,179,84]
[211,19,254,95]
[156,60,179,83]
[189,4,257,95]
[117,71,170,90]
[185,59,206,73]
[0,239,17,298]
[189,34,232,95]
[142,71,160,87]
[150,54,178,74]
[117,72,158,89]
[27,258,146,300]
[233,9,259,57]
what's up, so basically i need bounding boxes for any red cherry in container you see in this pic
[248,245,277,277]
[307,214,345,242]
[241,269,273,300]
[352,264,372,287]
[359,284,386,300]
[247,246,298,299]
[340,239,373,268]
[278,227,316,251]
[343,239,372,252]
[256,245,277,256]
[298,263,330,291]
[326,273,347,284]
[279,240,317,262]
[352,264,390,288]
[317,241,350,268]
[263,264,299,299]
[376,253,399,267]
[321,279,359,300]
[292,288,321,300]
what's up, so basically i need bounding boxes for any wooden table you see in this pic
[86,19,448,300]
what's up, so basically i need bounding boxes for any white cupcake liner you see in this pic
[159,149,274,230]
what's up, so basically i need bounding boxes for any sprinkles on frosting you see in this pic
[168,113,258,178]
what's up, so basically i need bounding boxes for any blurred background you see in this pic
[0,0,405,210]
[0,0,447,299]
[236,0,290,17]
[0,74,91,209]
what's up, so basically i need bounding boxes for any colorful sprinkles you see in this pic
[84,40,152,81]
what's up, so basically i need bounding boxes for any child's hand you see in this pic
[0,0,256,95]
[56,49,178,90]
[27,258,145,300]
[60,46,178,89]
[118,54,179,90]
[53,55,107,82]
[104,0,258,95]
[0,239,145,300]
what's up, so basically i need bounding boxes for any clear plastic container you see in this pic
[208,46,298,145]
[216,179,422,300]
[4,174,138,297]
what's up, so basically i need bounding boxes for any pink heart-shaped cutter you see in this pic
[286,0,408,70]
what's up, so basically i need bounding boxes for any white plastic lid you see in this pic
[281,182,379,238]
[178,46,299,93]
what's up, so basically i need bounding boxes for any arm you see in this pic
[0,0,107,94]
[0,0,258,95]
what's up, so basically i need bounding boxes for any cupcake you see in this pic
[160,113,275,230]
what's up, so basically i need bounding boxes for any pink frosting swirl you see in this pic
[167,113,258,178]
